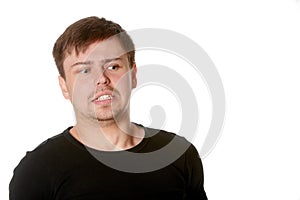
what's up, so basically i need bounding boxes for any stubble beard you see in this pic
[94,102,128,124]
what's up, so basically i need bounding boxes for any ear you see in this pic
[58,76,71,100]
[131,63,137,89]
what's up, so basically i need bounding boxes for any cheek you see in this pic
[113,73,132,92]
[70,78,95,101]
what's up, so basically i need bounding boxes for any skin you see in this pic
[58,37,144,151]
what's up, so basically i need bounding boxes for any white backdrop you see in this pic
[1,0,300,199]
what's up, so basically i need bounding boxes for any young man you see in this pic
[9,16,208,199]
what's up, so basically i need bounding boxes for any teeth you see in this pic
[97,95,112,101]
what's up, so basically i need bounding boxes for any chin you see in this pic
[95,112,114,121]
[95,106,127,121]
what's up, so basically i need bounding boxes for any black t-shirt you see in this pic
[9,126,207,200]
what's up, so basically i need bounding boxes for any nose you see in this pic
[97,71,110,85]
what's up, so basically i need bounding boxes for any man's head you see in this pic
[53,16,135,80]
[53,16,137,122]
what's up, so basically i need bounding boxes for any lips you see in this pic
[92,90,114,104]
[97,94,112,101]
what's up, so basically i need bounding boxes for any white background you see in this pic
[1,0,300,199]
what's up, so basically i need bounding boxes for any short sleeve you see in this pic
[9,151,52,200]
[184,144,208,200]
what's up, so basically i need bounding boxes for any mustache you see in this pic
[95,86,120,96]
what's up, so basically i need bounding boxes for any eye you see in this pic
[106,65,120,71]
[79,68,90,74]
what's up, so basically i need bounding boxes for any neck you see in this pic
[71,114,144,151]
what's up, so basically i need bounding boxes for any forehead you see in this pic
[63,38,127,68]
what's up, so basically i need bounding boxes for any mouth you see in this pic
[96,94,112,101]
[93,92,114,105]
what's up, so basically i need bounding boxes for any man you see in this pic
[9,16,208,199]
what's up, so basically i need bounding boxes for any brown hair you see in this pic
[52,16,135,79]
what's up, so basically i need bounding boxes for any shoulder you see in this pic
[9,128,73,199]
[12,127,74,174]
[143,126,203,172]
[145,126,192,147]
[143,126,199,159]
[27,130,68,159]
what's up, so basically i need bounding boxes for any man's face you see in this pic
[59,38,137,122]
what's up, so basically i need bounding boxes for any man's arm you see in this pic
[9,152,52,200]
[184,144,208,200]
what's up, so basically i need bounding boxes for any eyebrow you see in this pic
[70,61,93,68]
[70,57,122,68]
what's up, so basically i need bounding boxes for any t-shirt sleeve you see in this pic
[184,144,208,200]
[9,151,52,200]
